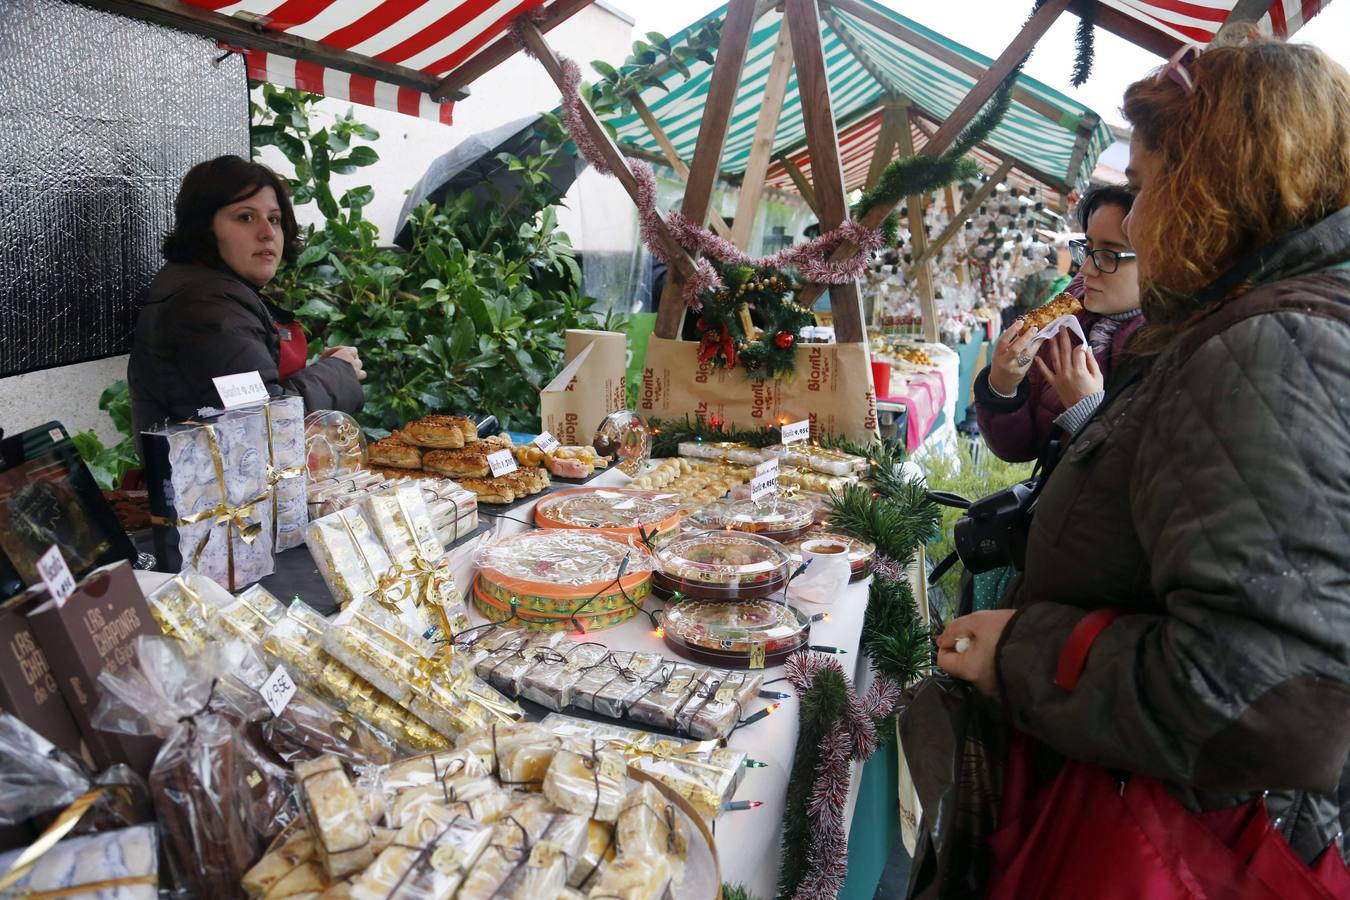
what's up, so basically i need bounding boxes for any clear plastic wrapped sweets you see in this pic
[350,805,492,900]
[588,854,673,900]
[517,640,614,710]
[305,507,401,610]
[295,754,375,880]
[145,568,231,651]
[542,747,628,822]
[457,795,556,898]
[616,781,689,868]
[625,663,706,730]
[211,584,288,650]
[0,824,158,899]
[493,811,588,899]
[478,631,569,696]
[362,485,471,638]
[571,650,665,719]
[143,409,274,590]
[258,396,309,551]
[242,822,329,898]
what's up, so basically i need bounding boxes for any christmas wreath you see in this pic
[693,262,815,379]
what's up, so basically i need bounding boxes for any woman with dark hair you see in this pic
[936,33,1350,889]
[972,183,1144,462]
[128,155,364,446]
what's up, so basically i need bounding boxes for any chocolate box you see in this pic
[26,561,160,776]
[0,585,89,765]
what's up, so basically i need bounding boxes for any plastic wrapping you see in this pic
[586,853,672,900]
[652,531,791,600]
[242,822,329,898]
[570,650,665,719]
[715,495,815,541]
[456,795,556,898]
[765,443,870,476]
[362,485,470,639]
[388,771,507,830]
[350,806,492,900]
[785,529,877,582]
[144,568,232,651]
[92,637,296,899]
[493,811,589,899]
[541,747,628,822]
[295,755,374,880]
[517,641,614,711]
[212,584,288,650]
[625,663,705,731]
[0,825,158,899]
[615,781,689,871]
[569,819,616,890]
[477,632,569,696]
[533,488,680,537]
[660,600,810,671]
[677,441,768,467]
[259,396,309,551]
[305,411,368,481]
[306,507,408,620]
[591,411,651,476]
[678,669,764,741]
[453,723,556,778]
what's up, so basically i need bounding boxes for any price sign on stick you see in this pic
[750,458,779,502]
[532,431,560,453]
[781,419,811,445]
[259,665,297,717]
[37,545,76,608]
[487,448,518,478]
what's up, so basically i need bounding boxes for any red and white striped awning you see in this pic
[1089,0,1332,55]
[117,0,593,124]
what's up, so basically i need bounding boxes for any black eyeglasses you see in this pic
[1069,240,1136,274]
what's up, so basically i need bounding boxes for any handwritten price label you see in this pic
[750,458,779,502]
[532,431,560,453]
[36,545,76,608]
[212,371,269,409]
[259,665,297,717]
[781,419,811,444]
[749,643,766,670]
[487,448,518,478]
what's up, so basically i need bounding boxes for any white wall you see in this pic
[0,356,128,446]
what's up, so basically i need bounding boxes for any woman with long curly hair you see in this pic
[934,31,1350,894]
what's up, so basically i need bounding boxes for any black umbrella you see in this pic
[393,113,580,248]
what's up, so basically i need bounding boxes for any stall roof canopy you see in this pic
[1088,0,1333,56]
[98,0,595,124]
[605,0,1115,199]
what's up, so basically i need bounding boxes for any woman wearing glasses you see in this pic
[973,185,1143,462]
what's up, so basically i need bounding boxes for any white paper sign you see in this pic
[750,458,780,502]
[47,428,64,444]
[533,431,560,453]
[212,371,269,409]
[36,545,76,608]
[259,665,297,717]
[781,419,811,445]
[487,448,518,478]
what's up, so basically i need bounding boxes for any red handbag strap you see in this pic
[1055,607,1127,691]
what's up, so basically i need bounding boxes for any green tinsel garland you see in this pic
[1072,3,1097,88]
[646,415,901,462]
[864,576,932,703]
[776,663,849,900]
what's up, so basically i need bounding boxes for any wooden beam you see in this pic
[654,0,761,340]
[86,0,454,97]
[1084,3,1182,57]
[943,183,957,217]
[821,7,904,98]
[795,0,1071,307]
[786,0,865,342]
[823,0,1078,130]
[912,158,1014,268]
[909,106,1071,197]
[432,0,592,100]
[896,103,939,343]
[631,96,735,241]
[1063,117,1098,194]
[775,154,822,217]
[730,16,796,251]
[864,102,907,192]
[518,20,696,283]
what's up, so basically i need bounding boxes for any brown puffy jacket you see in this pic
[128,262,363,454]
[997,206,1350,867]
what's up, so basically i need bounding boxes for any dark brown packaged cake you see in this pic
[25,561,159,775]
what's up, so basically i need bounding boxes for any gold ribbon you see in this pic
[263,401,306,542]
[149,422,267,587]
[0,789,118,895]
[393,491,457,636]
[337,513,409,616]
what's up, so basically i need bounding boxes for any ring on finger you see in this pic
[1015,353,1032,367]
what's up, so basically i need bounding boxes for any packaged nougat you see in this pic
[518,641,613,711]
[260,395,309,551]
[624,663,706,730]
[361,485,470,639]
[457,624,528,670]
[678,669,764,740]
[373,745,505,828]
[350,805,492,900]
[615,782,689,868]
[479,632,570,697]
[585,854,672,900]
[145,569,228,651]
[568,819,616,891]
[305,507,402,611]
[389,774,509,830]
[211,584,288,650]
[455,722,556,777]
[494,812,589,900]
[295,755,374,880]
[542,748,628,822]
[572,651,665,719]
[243,823,329,898]
[456,796,556,899]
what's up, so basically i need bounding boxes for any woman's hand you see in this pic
[989,320,1042,396]
[936,610,1017,697]
[1034,330,1103,409]
[323,346,367,382]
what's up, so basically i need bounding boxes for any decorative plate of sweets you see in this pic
[713,495,815,542]
[660,598,810,668]
[534,488,681,537]
[652,530,791,600]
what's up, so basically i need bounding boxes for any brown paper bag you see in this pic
[637,337,878,442]
[540,330,628,445]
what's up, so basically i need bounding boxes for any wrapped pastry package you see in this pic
[494,812,589,900]
[212,584,288,650]
[242,823,329,898]
[455,624,529,670]
[568,819,616,890]
[517,641,613,711]
[295,755,375,880]
[388,772,508,830]
[572,651,664,719]
[679,670,764,740]
[0,824,158,899]
[764,442,869,476]
[305,507,403,612]
[258,396,310,551]
[454,722,555,777]
[479,632,569,696]
[677,441,767,467]
[362,485,471,639]
[144,568,231,651]
[615,781,689,867]
[624,663,705,731]
[586,853,672,900]
[143,409,275,590]
[541,747,628,822]
[350,806,492,900]
[456,796,555,899]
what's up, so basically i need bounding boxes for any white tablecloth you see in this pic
[447,467,876,899]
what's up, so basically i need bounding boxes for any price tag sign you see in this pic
[532,431,560,453]
[36,545,77,608]
[750,458,779,502]
[781,419,811,445]
[47,427,64,444]
[259,665,297,717]
[487,448,518,478]
[212,371,269,409]
[749,643,766,670]
[599,755,626,782]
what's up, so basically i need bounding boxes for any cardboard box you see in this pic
[540,330,629,446]
[26,561,160,776]
[0,586,90,765]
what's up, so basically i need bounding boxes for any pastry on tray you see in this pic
[424,446,492,479]
[367,435,422,470]
[458,477,516,505]
[512,444,546,467]
[1021,292,1082,330]
[401,415,479,449]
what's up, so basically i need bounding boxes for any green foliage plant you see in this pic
[72,381,138,490]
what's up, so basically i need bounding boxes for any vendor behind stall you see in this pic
[128,155,364,456]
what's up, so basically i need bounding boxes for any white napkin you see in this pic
[1030,314,1087,345]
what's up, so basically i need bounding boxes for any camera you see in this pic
[927,479,1038,587]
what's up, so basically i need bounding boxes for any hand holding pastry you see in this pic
[989,319,1041,396]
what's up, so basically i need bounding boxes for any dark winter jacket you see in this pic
[996,205,1350,866]
[973,309,1145,463]
[128,262,363,455]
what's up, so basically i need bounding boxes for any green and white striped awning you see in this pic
[604,0,1114,198]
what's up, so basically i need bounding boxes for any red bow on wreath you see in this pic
[697,322,738,369]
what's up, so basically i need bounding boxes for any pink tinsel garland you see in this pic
[786,652,902,900]
[515,22,884,311]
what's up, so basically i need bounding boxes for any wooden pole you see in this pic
[1063,117,1098,198]
[895,102,939,343]
[730,16,796,251]
[864,102,907,192]
[913,159,1014,268]
[518,20,696,283]
[631,96,735,240]
[794,0,1072,306]
[654,0,762,340]
[775,155,823,217]
[943,183,957,217]
[785,0,865,343]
